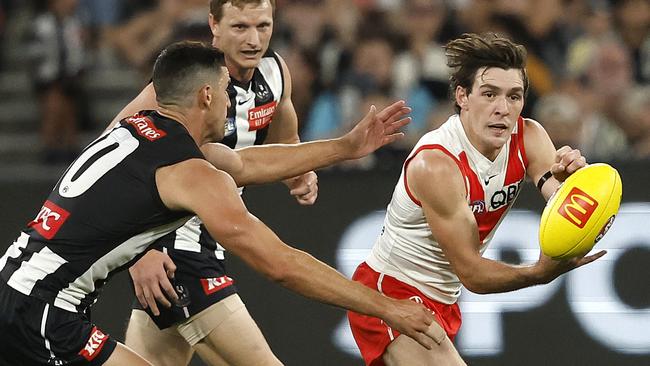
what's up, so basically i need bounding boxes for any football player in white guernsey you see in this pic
[348,33,608,366]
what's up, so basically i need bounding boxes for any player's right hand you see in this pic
[342,100,411,160]
[382,298,440,350]
[129,249,178,316]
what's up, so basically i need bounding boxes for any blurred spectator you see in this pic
[0,0,645,169]
[619,86,650,159]
[29,0,88,164]
[392,0,448,100]
[276,0,326,51]
[565,1,616,81]
[566,39,632,160]
[305,35,396,142]
[611,0,650,83]
[77,0,123,65]
[110,0,209,75]
[533,93,585,152]
[282,47,319,130]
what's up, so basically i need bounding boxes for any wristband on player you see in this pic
[536,170,553,191]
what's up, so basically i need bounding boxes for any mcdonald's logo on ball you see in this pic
[539,164,622,259]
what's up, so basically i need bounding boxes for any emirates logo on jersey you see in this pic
[126,116,167,141]
[247,101,277,131]
[78,327,109,361]
[28,200,70,240]
[201,276,234,295]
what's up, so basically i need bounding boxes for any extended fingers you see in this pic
[375,100,406,121]
[381,132,406,146]
[385,117,411,134]
[576,250,607,268]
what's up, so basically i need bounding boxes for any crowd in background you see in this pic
[1,0,648,166]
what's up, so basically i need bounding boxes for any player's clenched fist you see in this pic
[551,146,587,182]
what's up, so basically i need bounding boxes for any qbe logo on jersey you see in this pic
[558,187,599,228]
[247,101,277,131]
[28,200,70,239]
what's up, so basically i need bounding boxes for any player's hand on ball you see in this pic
[551,146,587,182]
[535,250,607,284]
[129,249,178,316]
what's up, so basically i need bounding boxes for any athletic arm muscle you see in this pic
[408,151,545,294]
[156,160,393,317]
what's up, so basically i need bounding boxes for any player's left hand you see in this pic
[129,249,178,316]
[535,250,607,284]
[550,146,587,182]
[342,100,411,160]
[285,171,318,205]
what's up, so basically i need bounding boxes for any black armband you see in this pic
[537,171,553,191]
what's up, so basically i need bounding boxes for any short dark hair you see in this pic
[444,33,528,113]
[210,0,276,21]
[153,41,226,107]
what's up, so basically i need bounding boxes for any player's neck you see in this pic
[156,107,202,145]
[225,60,255,84]
[459,115,501,161]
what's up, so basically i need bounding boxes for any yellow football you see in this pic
[539,163,622,259]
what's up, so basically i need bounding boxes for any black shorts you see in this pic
[132,245,238,330]
[0,281,117,366]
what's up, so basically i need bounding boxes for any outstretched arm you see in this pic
[201,100,411,187]
[155,159,439,349]
[407,150,604,294]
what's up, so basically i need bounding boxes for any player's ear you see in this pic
[209,14,219,38]
[455,85,469,110]
[199,84,212,108]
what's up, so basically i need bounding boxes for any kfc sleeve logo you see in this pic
[78,326,109,361]
[28,200,70,240]
[201,276,234,295]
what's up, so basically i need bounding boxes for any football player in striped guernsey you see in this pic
[0,41,437,366]
[106,1,323,365]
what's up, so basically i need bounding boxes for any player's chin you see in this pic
[486,135,509,150]
[237,56,262,68]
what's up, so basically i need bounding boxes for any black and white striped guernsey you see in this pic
[0,111,203,313]
[153,49,284,271]
[221,48,284,149]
